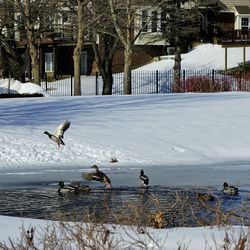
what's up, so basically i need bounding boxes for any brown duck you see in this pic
[83,165,112,189]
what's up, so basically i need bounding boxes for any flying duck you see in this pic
[44,120,70,147]
[223,182,239,195]
[83,165,112,189]
[139,169,149,187]
[58,181,78,194]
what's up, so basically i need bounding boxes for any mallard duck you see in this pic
[139,169,149,187]
[44,120,70,147]
[83,165,112,189]
[58,181,78,194]
[223,182,239,195]
[197,192,215,202]
[69,181,91,192]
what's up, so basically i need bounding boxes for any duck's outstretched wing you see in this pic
[82,172,103,182]
[55,120,70,138]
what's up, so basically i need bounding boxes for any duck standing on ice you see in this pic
[44,120,70,147]
[139,169,149,188]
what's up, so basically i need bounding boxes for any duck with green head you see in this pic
[139,169,149,188]
[44,120,70,147]
[223,182,239,195]
[58,181,78,194]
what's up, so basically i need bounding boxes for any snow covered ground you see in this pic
[0,43,250,248]
[2,92,250,169]
[0,215,248,249]
[138,43,250,71]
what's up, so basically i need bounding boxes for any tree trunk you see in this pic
[172,1,182,93]
[102,58,113,95]
[73,47,82,96]
[27,31,40,85]
[123,44,132,94]
[73,0,85,96]
[92,33,117,95]
[108,0,133,95]
[173,37,182,93]
[93,53,113,95]
[0,46,6,78]
[24,0,40,85]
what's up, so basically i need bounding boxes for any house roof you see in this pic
[219,0,250,12]
[234,5,250,14]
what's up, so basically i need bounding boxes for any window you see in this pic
[241,17,249,29]
[151,11,158,32]
[141,10,149,32]
[55,14,62,25]
[62,13,68,23]
[16,15,24,29]
[140,8,167,33]
[160,10,167,32]
[45,53,54,72]
[16,15,21,28]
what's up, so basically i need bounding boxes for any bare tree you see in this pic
[91,0,119,95]
[108,0,132,94]
[108,0,163,94]
[64,0,94,96]
[72,0,86,95]
[14,0,61,85]
[0,0,25,80]
[92,33,118,95]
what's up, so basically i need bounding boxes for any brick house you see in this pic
[212,0,250,44]
[13,1,250,79]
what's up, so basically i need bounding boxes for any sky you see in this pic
[0,43,249,248]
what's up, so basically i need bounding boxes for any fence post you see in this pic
[156,70,159,94]
[8,70,11,95]
[129,69,132,95]
[70,74,73,96]
[212,69,217,91]
[239,71,242,91]
[182,70,185,93]
[45,73,48,91]
[95,71,99,95]
[169,70,172,93]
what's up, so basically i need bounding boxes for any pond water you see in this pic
[0,164,249,226]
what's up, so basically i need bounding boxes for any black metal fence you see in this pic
[40,70,250,96]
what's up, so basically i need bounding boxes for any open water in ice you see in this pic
[0,163,249,226]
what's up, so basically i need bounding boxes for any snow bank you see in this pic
[138,43,250,71]
[0,79,49,96]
